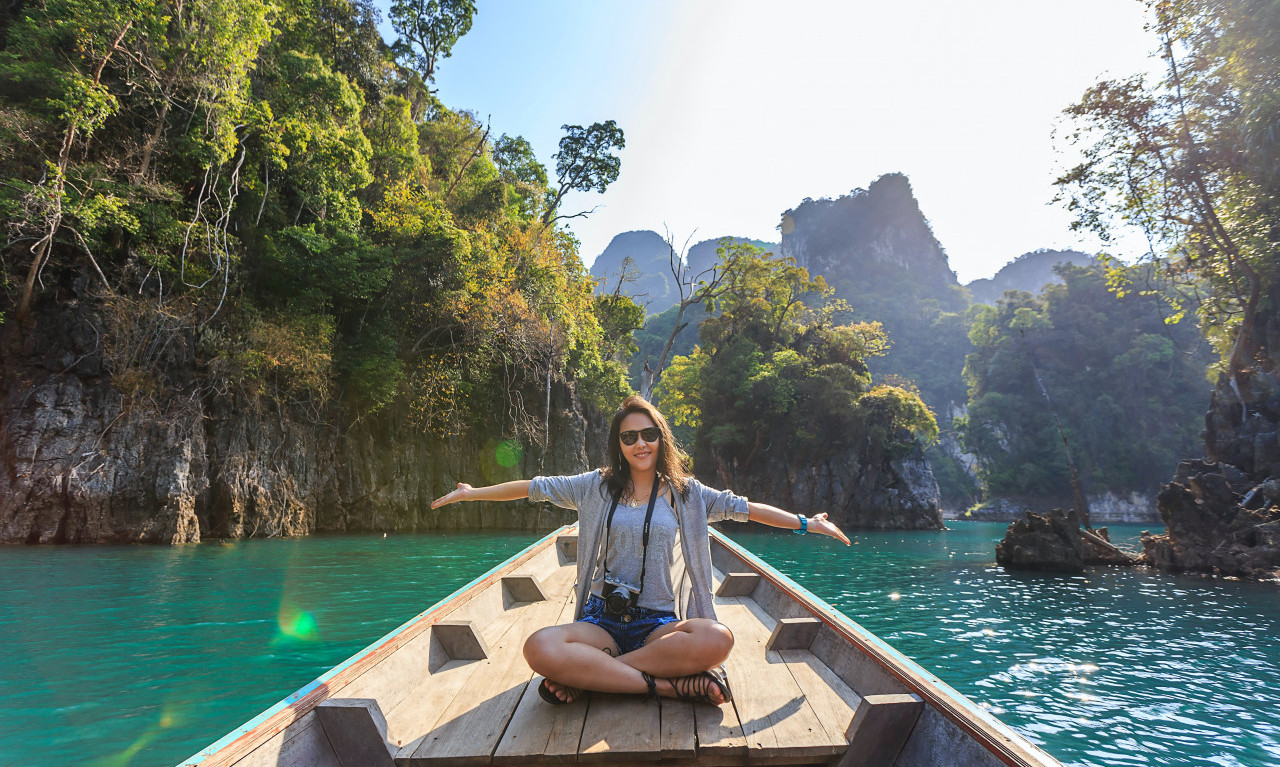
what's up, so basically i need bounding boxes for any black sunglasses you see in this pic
[619,427,661,446]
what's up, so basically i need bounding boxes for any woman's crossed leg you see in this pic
[523,618,733,704]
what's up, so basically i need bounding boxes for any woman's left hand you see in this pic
[809,512,851,545]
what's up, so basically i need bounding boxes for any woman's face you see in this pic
[618,411,660,475]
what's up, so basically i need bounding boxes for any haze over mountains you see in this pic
[589,174,1094,318]
[589,172,1142,513]
[589,232,777,313]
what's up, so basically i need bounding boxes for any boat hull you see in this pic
[180,525,1062,767]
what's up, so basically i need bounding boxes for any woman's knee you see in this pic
[705,620,734,664]
[523,626,560,670]
[682,619,733,667]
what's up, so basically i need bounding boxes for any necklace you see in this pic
[626,480,660,507]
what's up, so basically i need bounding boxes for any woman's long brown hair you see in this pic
[600,395,692,501]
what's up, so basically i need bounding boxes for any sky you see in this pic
[376,1,1160,283]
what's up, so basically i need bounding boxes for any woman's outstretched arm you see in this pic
[747,500,851,545]
[431,480,531,508]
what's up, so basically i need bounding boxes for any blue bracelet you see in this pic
[794,514,807,534]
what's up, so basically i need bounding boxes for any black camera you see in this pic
[601,579,639,616]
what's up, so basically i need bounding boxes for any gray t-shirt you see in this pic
[528,471,751,621]
[597,495,680,611]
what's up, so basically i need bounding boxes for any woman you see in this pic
[430,395,850,706]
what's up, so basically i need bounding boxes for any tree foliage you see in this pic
[389,0,476,82]
[1054,0,1280,380]
[959,264,1210,498]
[654,244,935,492]
[0,0,632,449]
[542,120,625,225]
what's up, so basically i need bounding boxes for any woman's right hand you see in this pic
[431,483,474,508]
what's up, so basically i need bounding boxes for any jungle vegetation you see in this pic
[1055,0,1280,387]
[0,0,638,447]
[653,242,938,489]
[959,263,1211,498]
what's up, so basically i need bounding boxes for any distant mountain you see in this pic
[589,231,777,315]
[965,249,1099,306]
[779,174,970,410]
[780,173,964,310]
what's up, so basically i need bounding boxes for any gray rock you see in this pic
[996,509,1136,572]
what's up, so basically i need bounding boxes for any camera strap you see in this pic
[601,474,661,598]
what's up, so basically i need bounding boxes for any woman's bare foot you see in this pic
[541,678,583,704]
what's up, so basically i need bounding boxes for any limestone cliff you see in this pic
[965,249,1098,306]
[0,302,590,544]
[589,232,778,315]
[1137,301,1280,580]
[710,436,942,531]
[779,174,964,311]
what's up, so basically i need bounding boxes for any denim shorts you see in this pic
[578,593,680,655]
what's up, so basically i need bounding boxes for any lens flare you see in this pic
[495,439,523,467]
[277,602,319,641]
[90,702,187,766]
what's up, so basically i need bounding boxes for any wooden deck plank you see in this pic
[377,583,542,751]
[384,598,535,753]
[232,717,343,767]
[716,597,847,761]
[390,658,487,756]
[694,585,750,762]
[491,588,586,765]
[402,592,570,765]
[779,648,860,750]
[386,563,578,755]
[577,692,662,762]
[660,699,697,759]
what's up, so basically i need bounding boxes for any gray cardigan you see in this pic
[528,471,750,621]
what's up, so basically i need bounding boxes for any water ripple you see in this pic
[729,523,1280,767]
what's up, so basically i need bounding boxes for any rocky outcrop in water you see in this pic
[1136,345,1280,581]
[1141,460,1280,580]
[996,509,1136,572]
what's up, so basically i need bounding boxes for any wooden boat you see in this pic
[181,525,1064,767]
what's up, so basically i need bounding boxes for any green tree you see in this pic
[959,265,1209,498]
[541,120,625,226]
[656,244,933,494]
[1054,0,1280,382]
[388,0,476,82]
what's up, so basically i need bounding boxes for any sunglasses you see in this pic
[619,427,661,446]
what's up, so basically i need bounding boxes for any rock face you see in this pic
[1141,460,1280,580]
[0,302,590,544]
[589,231,778,314]
[779,174,961,306]
[1138,344,1280,580]
[996,509,1136,572]
[716,442,943,531]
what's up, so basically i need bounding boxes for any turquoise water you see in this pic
[0,523,1277,766]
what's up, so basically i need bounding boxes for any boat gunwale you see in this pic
[710,528,1060,767]
[178,524,572,767]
